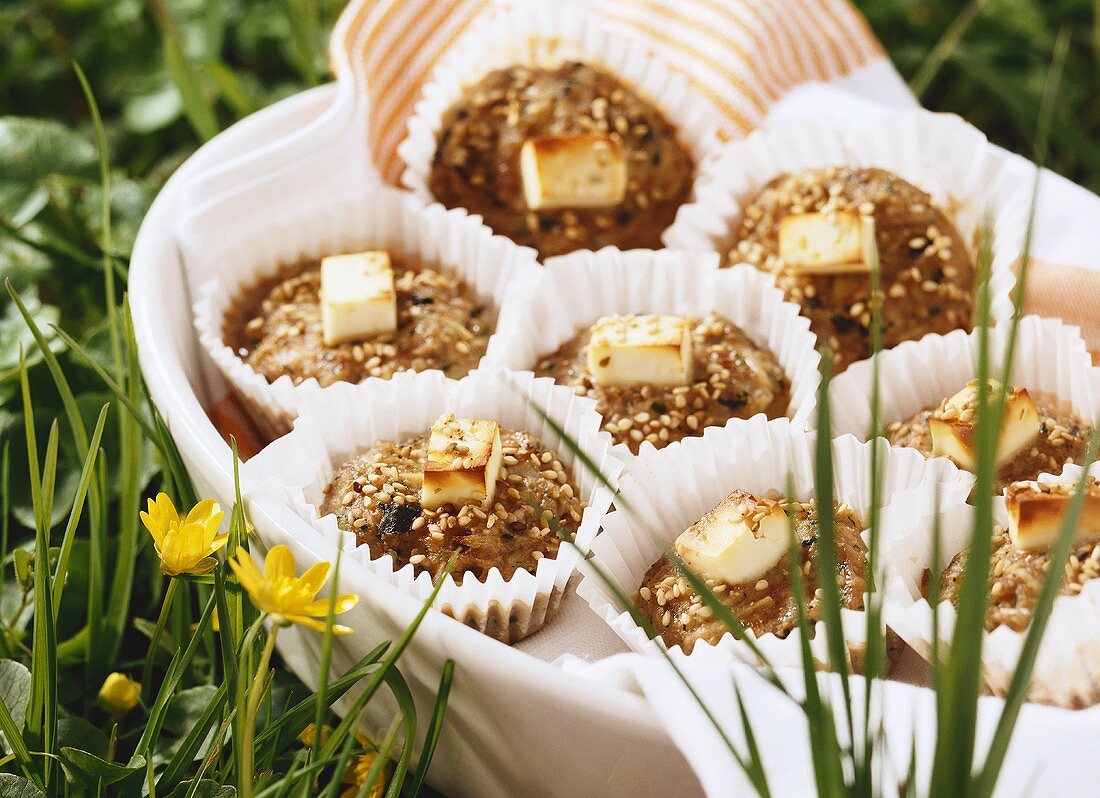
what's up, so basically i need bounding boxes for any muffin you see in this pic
[934,478,1100,632]
[633,490,867,653]
[225,252,491,388]
[427,61,695,258]
[535,312,789,454]
[318,413,585,583]
[732,166,975,372]
[885,379,1090,493]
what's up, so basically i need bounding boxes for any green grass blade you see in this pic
[147,0,220,141]
[51,404,109,616]
[909,0,986,99]
[408,659,455,797]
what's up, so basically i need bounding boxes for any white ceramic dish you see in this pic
[130,83,1100,797]
[130,85,702,798]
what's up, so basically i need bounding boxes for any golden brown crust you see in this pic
[885,395,1089,493]
[938,525,1100,632]
[428,62,695,258]
[225,258,491,387]
[633,500,867,653]
[731,167,974,373]
[319,428,585,583]
[534,312,789,454]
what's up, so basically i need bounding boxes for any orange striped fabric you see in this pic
[329,0,884,185]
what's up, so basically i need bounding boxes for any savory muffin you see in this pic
[428,62,695,257]
[319,414,586,583]
[535,312,789,454]
[225,253,490,387]
[886,379,1089,493]
[935,478,1100,631]
[633,490,867,653]
[731,167,974,372]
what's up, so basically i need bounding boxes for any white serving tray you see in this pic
[130,80,1100,797]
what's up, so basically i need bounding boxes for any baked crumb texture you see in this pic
[428,62,695,258]
[319,427,585,584]
[732,167,974,373]
[225,258,490,387]
[937,517,1100,633]
[535,312,789,454]
[885,394,1089,493]
[633,500,867,653]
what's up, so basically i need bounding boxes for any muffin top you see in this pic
[535,312,789,454]
[319,421,584,583]
[885,382,1089,494]
[634,491,867,653]
[226,257,491,387]
[731,167,974,373]
[428,61,695,258]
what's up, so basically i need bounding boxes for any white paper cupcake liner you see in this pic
[397,2,724,222]
[191,186,540,440]
[663,109,1025,339]
[829,315,1099,456]
[884,462,1100,708]
[575,416,974,668]
[483,247,822,456]
[243,368,622,644]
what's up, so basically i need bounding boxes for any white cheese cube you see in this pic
[586,314,693,388]
[1005,479,1100,551]
[778,210,877,275]
[929,379,1040,472]
[674,490,789,585]
[520,134,627,211]
[419,414,502,510]
[320,251,397,346]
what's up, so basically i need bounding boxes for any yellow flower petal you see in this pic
[300,594,360,617]
[229,549,266,595]
[140,493,179,548]
[263,545,296,582]
[208,533,230,554]
[184,498,223,531]
[297,561,331,597]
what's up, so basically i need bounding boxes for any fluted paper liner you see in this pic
[483,249,822,453]
[398,2,723,222]
[829,316,1100,449]
[244,369,622,644]
[191,186,540,440]
[664,110,1023,341]
[576,416,974,667]
[884,462,1100,708]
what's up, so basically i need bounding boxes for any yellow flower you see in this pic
[140,493,228,576]
[228,545,358,634]
[99,672,141,714]
[341,752,387,798]
[298,723,370,749]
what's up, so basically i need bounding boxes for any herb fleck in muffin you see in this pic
[319,416,585,583]
[732,167,974,372]
[226,256,490,387]
[428,62,695,258]
[633,490,867,653]
[536,312,789,454]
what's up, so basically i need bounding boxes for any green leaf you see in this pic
[60,748,146,787]
[0,118,98,182]
[0,660,31,741]
[0,291,64,384]
[166,781,236,798]
[0,774,44,798]
[56,717,109,760]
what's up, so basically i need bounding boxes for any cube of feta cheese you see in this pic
[928,379,1040,472]
[520,134,627,211]
[320,251,398,346]
[674,490,789,585]
[586,314,693,388]
[1005,479,1100,551]
[419,414,502,510]
[778,210,878,275]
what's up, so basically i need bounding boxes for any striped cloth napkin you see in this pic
[325,0,1100,357]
